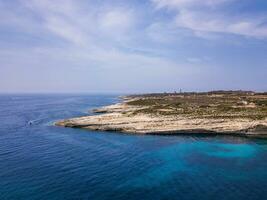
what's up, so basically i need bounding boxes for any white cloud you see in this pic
[152,0,231,9]
[2,0,196,73]
[23,0,90,45]
[1,0,266,92]
[152,0,267,38]
[44,16,88,46]
[99,9,135,31]
[22,0,136,46]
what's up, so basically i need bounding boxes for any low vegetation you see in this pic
[126,91,267,120]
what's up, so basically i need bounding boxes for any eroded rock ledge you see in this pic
[55,91,267,137]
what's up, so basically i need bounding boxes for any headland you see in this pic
[56,91,267,137]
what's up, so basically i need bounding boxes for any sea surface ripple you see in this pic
[0,94,267,200]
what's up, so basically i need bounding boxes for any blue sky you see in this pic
[0,0,267,93]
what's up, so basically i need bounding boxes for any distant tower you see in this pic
[180,89,182,93]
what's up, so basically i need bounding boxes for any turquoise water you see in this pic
[0,94,267,200]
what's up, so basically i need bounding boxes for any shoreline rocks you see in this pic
[55,100,267,138]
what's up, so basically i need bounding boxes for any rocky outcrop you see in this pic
[55,101,267,138]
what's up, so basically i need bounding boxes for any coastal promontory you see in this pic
[56,91,267,137]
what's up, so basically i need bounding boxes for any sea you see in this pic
[0,94,267,200]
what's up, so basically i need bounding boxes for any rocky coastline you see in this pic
[55,91,267,138]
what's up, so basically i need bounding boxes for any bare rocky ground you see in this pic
[56,91,267,137]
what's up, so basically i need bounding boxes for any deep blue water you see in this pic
[1,94,267,200]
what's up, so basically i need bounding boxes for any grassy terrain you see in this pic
[126,91,267,120]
